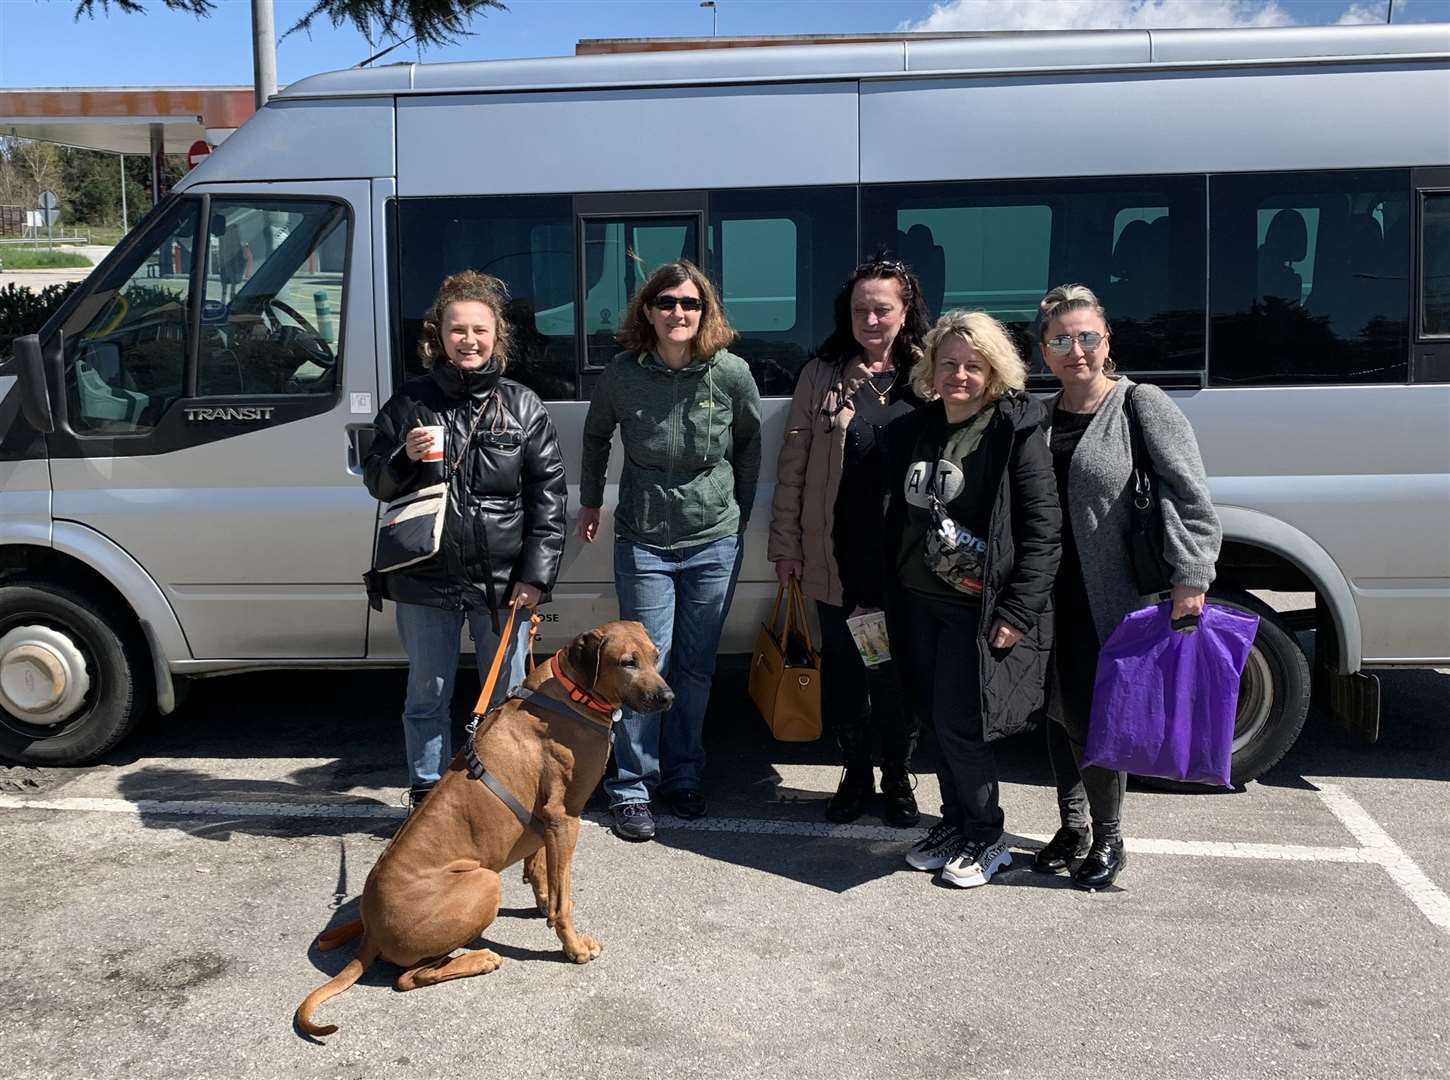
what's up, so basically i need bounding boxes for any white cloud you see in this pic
[1337,0,1391,21]
[900,0,1299,34]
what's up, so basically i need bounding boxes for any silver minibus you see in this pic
[3,22,1447,783]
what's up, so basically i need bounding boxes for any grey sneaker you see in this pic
[611,801,656,842]
[905,820,964,871]
[941,835,1012,888]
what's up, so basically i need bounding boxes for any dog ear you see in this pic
[565,628,606,690]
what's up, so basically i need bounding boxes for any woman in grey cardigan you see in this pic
[1034,284,1222,890]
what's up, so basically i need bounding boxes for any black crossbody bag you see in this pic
[1123,385,1174,597]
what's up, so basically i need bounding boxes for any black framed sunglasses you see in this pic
[651,294,703,312]
[1044,330,1108,356]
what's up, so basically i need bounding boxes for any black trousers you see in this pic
[1046,566,1126,839]
[895,591,1003,843]
[816,599,917,769]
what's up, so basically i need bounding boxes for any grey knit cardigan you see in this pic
[1045,376,1223,646]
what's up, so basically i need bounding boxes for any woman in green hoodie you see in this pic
[578,260,762,842]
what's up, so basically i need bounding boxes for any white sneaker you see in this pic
[905,820,964,871]
[941,835,1012,888]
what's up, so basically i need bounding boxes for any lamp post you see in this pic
[700,0,717,37]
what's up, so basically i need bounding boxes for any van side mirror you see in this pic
[13,333,56,434]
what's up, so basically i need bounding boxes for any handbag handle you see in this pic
[783,577,817,657]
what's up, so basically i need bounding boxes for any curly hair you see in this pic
[814,256,932,389]
[911,310,1028,403]
[417,271,513,372]
[616,260,736,360]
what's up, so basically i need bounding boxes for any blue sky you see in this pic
[0,0,1445,88]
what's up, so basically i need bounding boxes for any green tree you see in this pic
[74,0,508,48]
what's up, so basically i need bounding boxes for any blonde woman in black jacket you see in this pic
[364,271,568,811]
[881,310,1061,889]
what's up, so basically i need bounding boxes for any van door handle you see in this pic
[346,423,376,475]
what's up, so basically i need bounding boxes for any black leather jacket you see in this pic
[363,363,568,619]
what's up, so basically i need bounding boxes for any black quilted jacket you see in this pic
[363,365,568,620]
[881,391,1062,742]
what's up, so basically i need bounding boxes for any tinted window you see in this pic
[1422,192,1450,338]
[710,186,857,396]
[1209,170,1410,385]
[64,200,198,434]
[396,195,577,401]
[863,176,1206,377]
[583,215,700,370]
[198,199,346,397]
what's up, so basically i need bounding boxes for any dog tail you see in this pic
[314,919,364,951]
[295,939,379,1038]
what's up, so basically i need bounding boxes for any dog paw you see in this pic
[565,935,603,964]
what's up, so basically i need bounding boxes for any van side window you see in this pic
[197,199,347,397]
[1422,192,1450,338]
[64,200,199,434]
[396,195,577,401]
[863,177,1207,378]
[1209,169,1411,385]
[709,186,856,396]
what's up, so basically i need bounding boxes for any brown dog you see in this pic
[295,620,672,1037]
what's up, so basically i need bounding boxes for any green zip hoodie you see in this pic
[580,349,763,550]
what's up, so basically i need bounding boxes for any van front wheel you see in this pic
[0,580,149,766]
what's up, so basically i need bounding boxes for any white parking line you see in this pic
[1,788,1443,932]
[1309,779,1450,934]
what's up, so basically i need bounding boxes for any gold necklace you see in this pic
[864,370,895,405]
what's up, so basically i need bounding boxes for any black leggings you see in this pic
[1046,573,1126,840]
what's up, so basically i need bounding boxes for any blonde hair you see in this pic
[1037,283,1118,374]
[616,260,737,360]
[417,271,512,372]
[911,310,1028,403]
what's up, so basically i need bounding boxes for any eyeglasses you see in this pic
[1044,330,1107,356]
[651,294,703,313]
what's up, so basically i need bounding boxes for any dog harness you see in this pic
[462,686,617,838]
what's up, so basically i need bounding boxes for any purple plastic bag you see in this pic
[1082,602,1260,787]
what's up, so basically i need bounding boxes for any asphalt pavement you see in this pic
[1,658,1447,1080]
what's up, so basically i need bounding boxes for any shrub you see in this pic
[0,281,81,362]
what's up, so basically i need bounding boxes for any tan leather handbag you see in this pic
[748,578,822,742]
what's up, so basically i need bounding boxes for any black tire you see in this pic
[1136,590,1311,792]
[0,580,150,766]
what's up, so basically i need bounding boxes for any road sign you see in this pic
[188,140,211,170]
[37,190,59,212]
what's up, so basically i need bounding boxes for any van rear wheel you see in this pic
[0,580,149,766]
[1136,591,1310,792]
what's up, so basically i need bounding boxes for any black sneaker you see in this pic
[611,801,656,842]
[665,788,707,820]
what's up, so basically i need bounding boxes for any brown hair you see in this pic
[417,270,513,372]
[616,260,736,360]
[911,310,1028,403]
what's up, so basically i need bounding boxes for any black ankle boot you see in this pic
[406,783,435,816]
[878,766,920,828]
[1072,836,1127,890]
[825,763,874,824]
[1032,826,1091,874]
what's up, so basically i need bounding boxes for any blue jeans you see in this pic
[395,602,531,789]
[606,535,738,806]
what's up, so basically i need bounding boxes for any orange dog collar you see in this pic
[550,651,618,715]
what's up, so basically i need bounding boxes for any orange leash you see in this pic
[472,602,540,717]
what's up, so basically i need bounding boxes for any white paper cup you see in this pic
[419,425,445,463]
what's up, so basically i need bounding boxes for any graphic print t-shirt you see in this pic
[896,403,997,603]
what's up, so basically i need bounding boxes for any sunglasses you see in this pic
[1044,330,1107,356]
[651,294,703,313]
